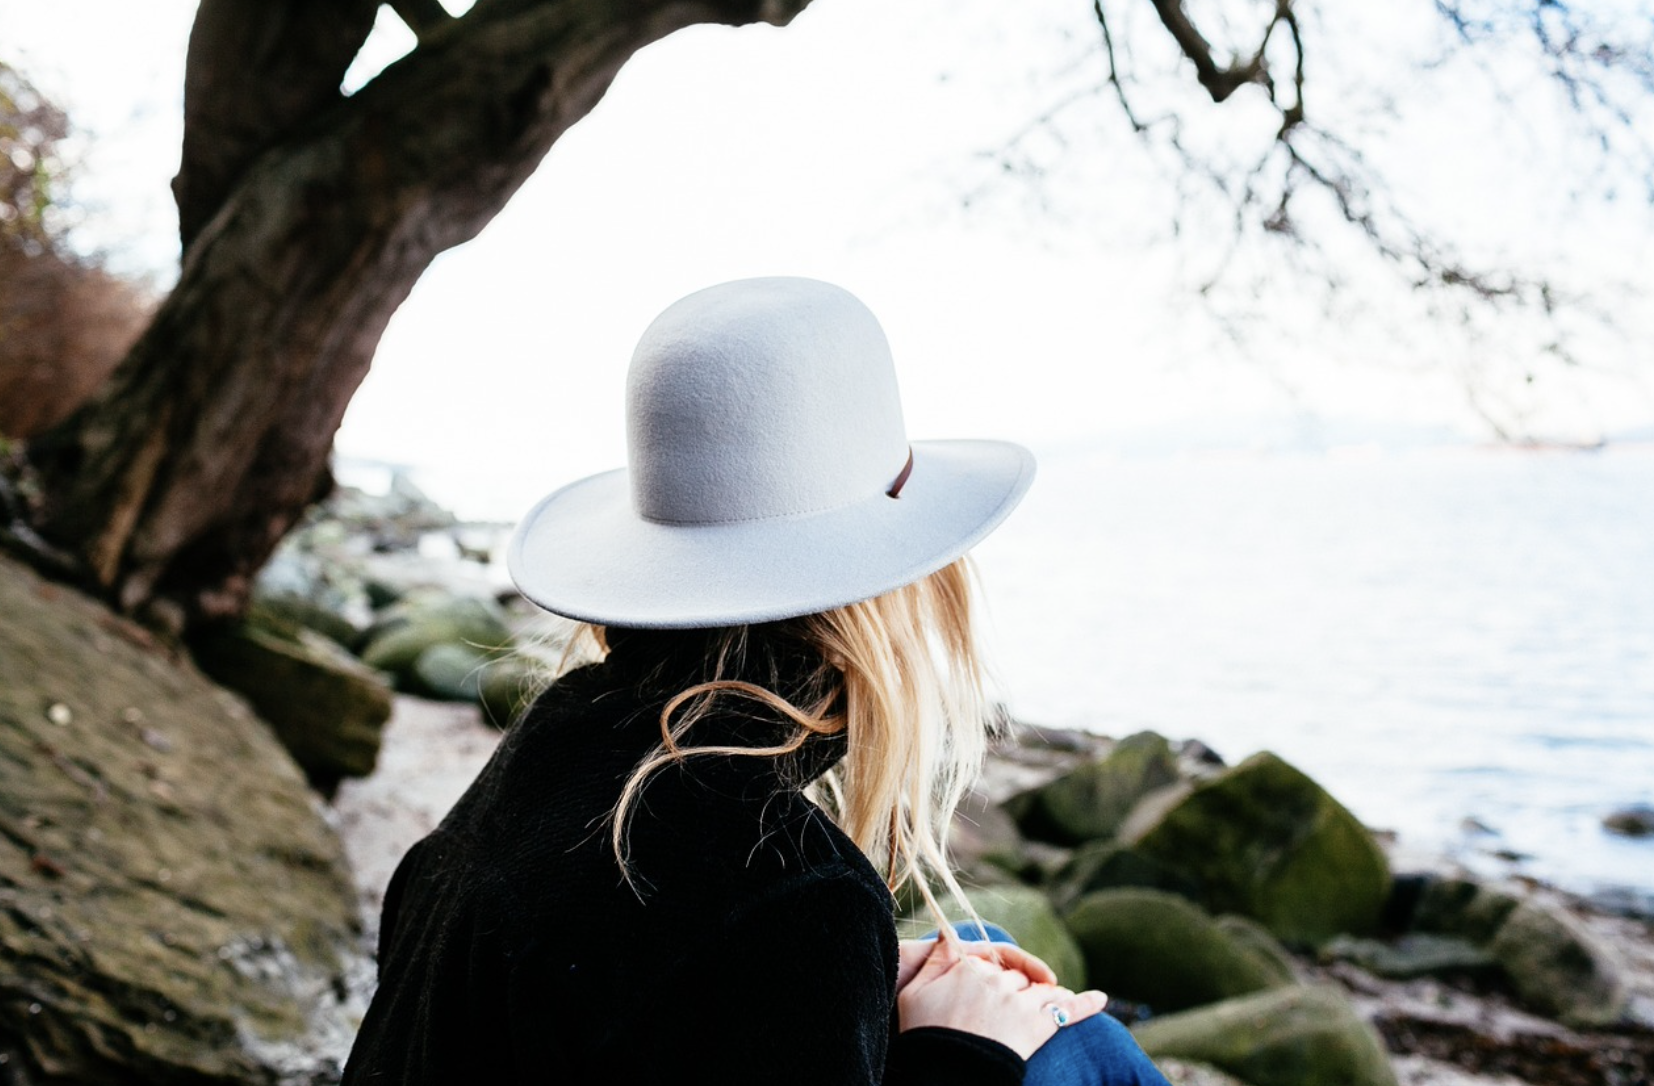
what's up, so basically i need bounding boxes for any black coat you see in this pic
[342,628,1024,1085]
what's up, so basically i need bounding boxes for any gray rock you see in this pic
[1133,985,1399,1086]
[950,788,1028,875]
[1409,875,1521,943]
[0,556,366,1085]
[1603,805,1654,838]
[412,642,489,702]
[1005,731,1182,846]
[1063,888,1295,1014]
[1321,932,1496,979]
[1122,751,1392,946]
[1488,898,1628,1027]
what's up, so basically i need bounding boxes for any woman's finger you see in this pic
[1049,988,1109,1028]
[959,942,1058,986]
[910,934,962,984]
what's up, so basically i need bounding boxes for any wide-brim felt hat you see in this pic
[508,277,1034,629]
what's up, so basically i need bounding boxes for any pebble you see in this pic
[1603,805,1654,838]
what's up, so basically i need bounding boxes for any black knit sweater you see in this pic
[341,628,1025,1085]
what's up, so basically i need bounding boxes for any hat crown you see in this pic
[627,278,910,525]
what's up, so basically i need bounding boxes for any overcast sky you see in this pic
[4,0,1651,518]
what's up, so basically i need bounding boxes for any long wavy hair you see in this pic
[584,558,995,924]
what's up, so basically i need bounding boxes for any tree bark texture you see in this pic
[27,0,813,628]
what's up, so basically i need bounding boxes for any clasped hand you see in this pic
[894,937,1109,1059]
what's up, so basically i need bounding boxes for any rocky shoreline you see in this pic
[3,474,1650,1086]
[330,694,1653,1086]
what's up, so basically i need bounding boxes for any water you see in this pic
[969,442,1654,903]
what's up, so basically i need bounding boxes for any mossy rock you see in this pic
[1133,985,1398,1086]
[1006,731,1182,846]
[1488,899,1627,1027]
[1408,875,1520,943]
[411,642,488,701]
[358,591,512,683]
[193,623,392,786]
[1321,933,1496,980]
[0,556,365,1084]
[901,884,1088,990]
[1123,751,1391,946]
[1213,914,1301,982]
[1063,889,1294,1014]
[248,588,362,651]
[1048,838,1196,912]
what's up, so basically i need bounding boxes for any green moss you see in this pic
[1410,876,1520,942]
[0,556,365,1083]
[1133,986,1398,1086]
[359,593,512,684]
[193,624,391,783]
[1488,899,1627,1027]
[1124,752,1391,946]
[1063,889,1293,1013]
[1007,731,1181,846]
[1048,838,1196,912]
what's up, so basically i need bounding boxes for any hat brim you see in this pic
[507,439,1034,629]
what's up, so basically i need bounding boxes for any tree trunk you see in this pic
[25,0,813,630]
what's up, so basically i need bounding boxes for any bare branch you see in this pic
[1144,0,1269,102]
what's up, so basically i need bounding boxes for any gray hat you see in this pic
[507,277,1034,629]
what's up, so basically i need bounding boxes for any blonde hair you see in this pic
[595,558,995,929]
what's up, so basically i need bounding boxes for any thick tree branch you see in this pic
[174,0,381,250]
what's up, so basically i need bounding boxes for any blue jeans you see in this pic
[934,922,1172,1086]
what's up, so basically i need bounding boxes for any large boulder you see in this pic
[1122,752,1391,946]
[0,557,367,1084]
[193,622,392,788]
[1133,985,1398,1086]
[902,884,1088,991]
[1487,898,1628,1027]
[1063,889,1294,1014]
[1005,731,1182,845]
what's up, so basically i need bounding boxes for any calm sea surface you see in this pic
[969,443,1654,903]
